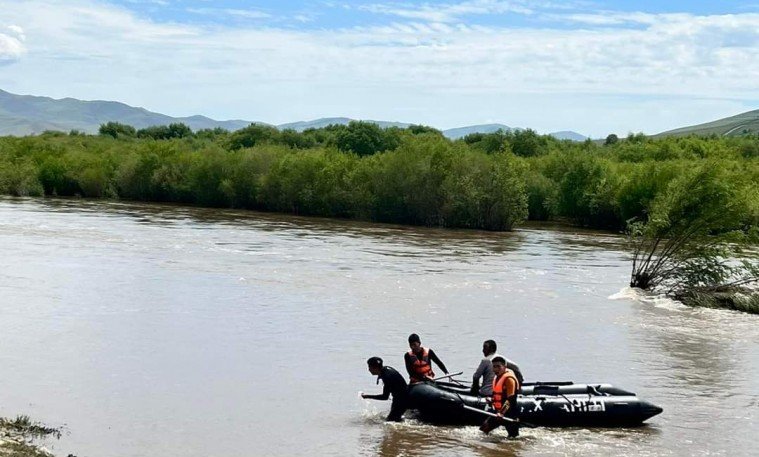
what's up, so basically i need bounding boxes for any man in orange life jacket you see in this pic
[361,357,408,422]
[404,333,449,383]
[480,356,521,438]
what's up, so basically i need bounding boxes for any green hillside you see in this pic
[655,109,759,138]
[0,89,253,134]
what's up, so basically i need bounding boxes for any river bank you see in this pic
[0,416,60,457]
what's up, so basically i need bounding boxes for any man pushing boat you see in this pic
[361,357,409,422]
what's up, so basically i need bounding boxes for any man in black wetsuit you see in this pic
[362,357,408,422]
[404,333,449,383]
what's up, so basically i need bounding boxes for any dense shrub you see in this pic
[0,125,757,232]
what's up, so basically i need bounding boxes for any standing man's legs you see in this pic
[386,398,406,422]
[480,417,519,437]
[504,421,519,438]
[479,417,500,434]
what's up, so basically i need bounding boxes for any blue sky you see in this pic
[111,1,759,27]
[1,1,758,136]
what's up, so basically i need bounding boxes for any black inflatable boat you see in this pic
[407,381,663,427]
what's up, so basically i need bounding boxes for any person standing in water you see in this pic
[472,340,524,396]
[480,356,521,437]
[361,357,408,422]
[404,333,449,383]
[471,339,498,396]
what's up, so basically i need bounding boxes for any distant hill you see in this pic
[443,124,587,141]
[654,109,759,138]
[0,89,586,140]
[0,89,254,135]
[277,119,515,139]
[442,123,512,139]
[277,117,412,131]
[549,130,588,141]
[277,119,586,141]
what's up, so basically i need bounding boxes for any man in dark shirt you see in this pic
[404,333,449,383]
[362,356,408,422]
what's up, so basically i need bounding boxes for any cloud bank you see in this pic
[0,0,757,136]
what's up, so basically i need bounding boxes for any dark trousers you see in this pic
[480,416,519,437]
[386,397,407,422]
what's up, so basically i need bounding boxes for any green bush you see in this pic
[1,126,757,233]
[525,170,558,221]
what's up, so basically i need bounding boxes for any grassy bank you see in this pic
[676,289,759,314]
[0,416,62,457]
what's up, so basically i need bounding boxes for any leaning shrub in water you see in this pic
[628,161,759,313]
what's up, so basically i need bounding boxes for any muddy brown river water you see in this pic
[0,197,757,456]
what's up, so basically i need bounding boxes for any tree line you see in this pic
[0,121,757,233]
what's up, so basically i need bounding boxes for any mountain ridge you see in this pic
[0,88,598,140]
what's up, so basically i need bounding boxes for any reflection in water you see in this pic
[361,420,525,457]
[30,197,628,259]
[360,417,663,457]
[0,197,757,457]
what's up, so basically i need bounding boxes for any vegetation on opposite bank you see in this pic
[1,121,757,231]
[0,121,757,312]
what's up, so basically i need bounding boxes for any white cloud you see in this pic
[556,12,661,26]
[187,8,271,20]
[357,0,587,23]
[7,24,25,39]
[0,25,26,63]
[360,0,535,23]
[294,14,316,23]
[0,0,757,136]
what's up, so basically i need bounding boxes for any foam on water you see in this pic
[609,286,688,311]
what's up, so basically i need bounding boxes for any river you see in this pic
[0,197,757,456]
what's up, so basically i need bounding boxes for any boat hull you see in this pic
[407,382,663,427]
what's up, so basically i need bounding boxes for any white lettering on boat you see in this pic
[559,398,607,413]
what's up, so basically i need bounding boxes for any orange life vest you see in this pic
[492,369,520,411]
[408,348,434,382]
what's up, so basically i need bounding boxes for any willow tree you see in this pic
[628,162,759,313]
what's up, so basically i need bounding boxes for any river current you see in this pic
[0,197,757,456]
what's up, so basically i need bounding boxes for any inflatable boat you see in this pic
[407,380,663,427]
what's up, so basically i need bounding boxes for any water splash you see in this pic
[609,287,687,311]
